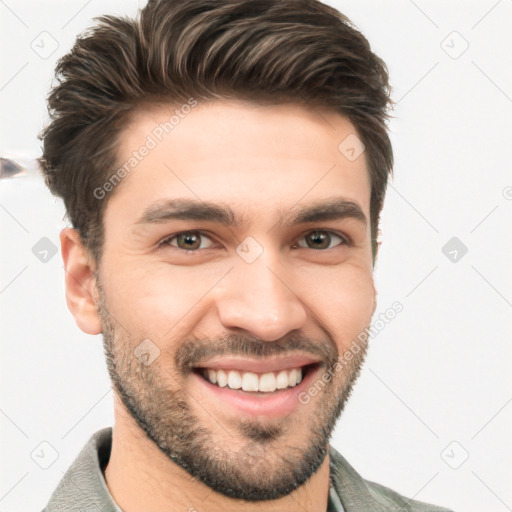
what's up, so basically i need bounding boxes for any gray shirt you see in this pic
[43,427,453,511]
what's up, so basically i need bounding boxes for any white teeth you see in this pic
[202,366,306,392]
[276,370,289,389]
[227,370,242,390]
[216,369,228,387]
[241,372,259,392]
[259,372,277,392]
[289,368,301,386]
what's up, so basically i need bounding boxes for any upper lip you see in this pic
[194,355,321,374]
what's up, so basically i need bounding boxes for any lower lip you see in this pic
[192,365,321,418]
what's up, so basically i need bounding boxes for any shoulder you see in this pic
[43,427,121,512]
[363,478,454,512]
[329,445,454,512]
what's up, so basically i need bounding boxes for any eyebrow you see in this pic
[134,197,367,230]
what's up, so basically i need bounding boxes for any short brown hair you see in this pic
[39,0,393,265]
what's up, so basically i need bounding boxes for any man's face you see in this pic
[95,100,376,500]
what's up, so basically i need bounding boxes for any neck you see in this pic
[104,397,331,512]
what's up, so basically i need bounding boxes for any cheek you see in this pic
[103,256,374,351]
[301,265,375,349]
[104,262,226,338]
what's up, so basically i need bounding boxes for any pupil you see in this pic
[179,233,199,249]
[309,232,328,249]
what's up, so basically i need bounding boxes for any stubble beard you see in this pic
[96,278,369,501]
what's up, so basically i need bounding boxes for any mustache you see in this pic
[175,332,339,374]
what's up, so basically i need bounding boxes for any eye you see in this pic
[158,229,350,253]
[159,231,216,251]
[294,230,349,250]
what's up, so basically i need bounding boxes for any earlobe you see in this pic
[60,227,102,335]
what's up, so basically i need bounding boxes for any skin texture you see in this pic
[60,100,378,512]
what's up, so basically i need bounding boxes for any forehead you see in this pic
[106,100,371,228]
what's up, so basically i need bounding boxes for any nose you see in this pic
[215,253,308,342]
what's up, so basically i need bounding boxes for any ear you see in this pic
[60,227,102,335]
[370,230,381,316]
[371,282,377,318]
[371,228,382,269]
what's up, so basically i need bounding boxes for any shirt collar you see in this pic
[47,427,346,511]
[328,451,346,511]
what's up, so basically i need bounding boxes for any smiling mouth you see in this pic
[194,363,319,393]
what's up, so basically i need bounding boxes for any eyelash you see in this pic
[158,229,352,252]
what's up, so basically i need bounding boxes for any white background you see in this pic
[1,1,511,511]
